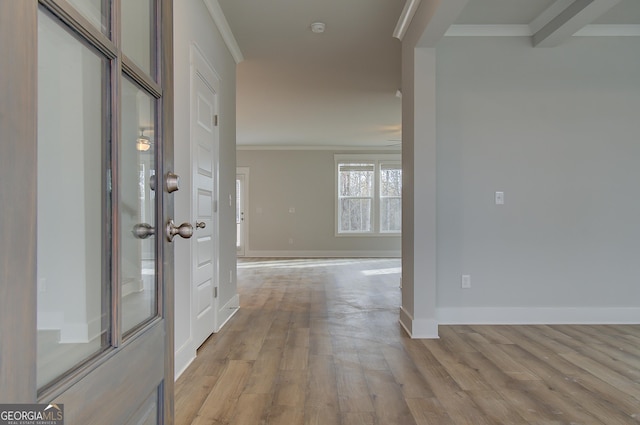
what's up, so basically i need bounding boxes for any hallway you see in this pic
[175,258,640,425]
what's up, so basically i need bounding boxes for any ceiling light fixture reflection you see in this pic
[136,130,151,152]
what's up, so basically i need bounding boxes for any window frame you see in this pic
[334,154,401,237]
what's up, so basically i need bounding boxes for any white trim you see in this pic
[237,144,401,152]
[215,294,240,332]
[244,250,401,258]
[445,24,532,37]
[174,340,196,380]
[59,315,102,343]
[574,24,640,36]
[393,0,423,41]
[437,307,640,325]
[399,307,439,339]
[444,24,640,38]
[202,0,244,64]
[191,42,221,87]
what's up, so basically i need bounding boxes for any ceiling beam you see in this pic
[532,0,624,47]
[417,0,471,47]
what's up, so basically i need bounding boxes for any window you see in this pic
[336,154,401,235]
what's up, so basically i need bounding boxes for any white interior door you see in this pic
[0,1,177,423]
[236,168,249,257]
[191,45,219,346]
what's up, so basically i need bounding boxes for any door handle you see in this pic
[195,221,206,229]
[132,223,154,239]
[166,219,193,242]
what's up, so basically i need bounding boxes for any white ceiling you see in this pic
[217,0,639,148]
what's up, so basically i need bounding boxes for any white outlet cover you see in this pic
[461,275,471,289]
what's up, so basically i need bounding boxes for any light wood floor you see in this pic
[175,258,640,425]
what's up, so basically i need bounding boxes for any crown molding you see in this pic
[393,0,422,41]
[203,0,244,64]
[444,24,640,37]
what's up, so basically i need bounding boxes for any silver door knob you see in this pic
[165,172,180,193]
[195,221,206,229]
[132,223,154,239]
[166,219,193,242]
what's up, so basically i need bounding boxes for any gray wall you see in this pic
[434,36,640,322]
[237,149,401,257]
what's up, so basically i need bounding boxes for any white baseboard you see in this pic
[59,315,102,343]
[244,250,401,258]
[216,294,240,332]
[437,307,640,325]
[174,339,196,381]
[399,307,439,339]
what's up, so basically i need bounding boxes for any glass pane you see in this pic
[37,10,110,389]
[339,163,374,197]
[340,199,372,232]
[122,0,155,76]
[67,0,109,35]
[380,167,402,196]
[381,198,402,232]
[121,78,157,335]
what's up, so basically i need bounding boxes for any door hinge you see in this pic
[214,114,219,126]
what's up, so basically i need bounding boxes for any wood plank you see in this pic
[334,358,375,413]
[228,393,271,425]
[190,360,253,425]
[405,397,456,425]
[274,370,307,407]
[266,405,305,425]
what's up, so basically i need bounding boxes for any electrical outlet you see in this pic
[461,274,471,289]
[495,191,504,205]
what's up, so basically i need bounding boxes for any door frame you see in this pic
[0,1,176,423]
[0,0,38,402]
